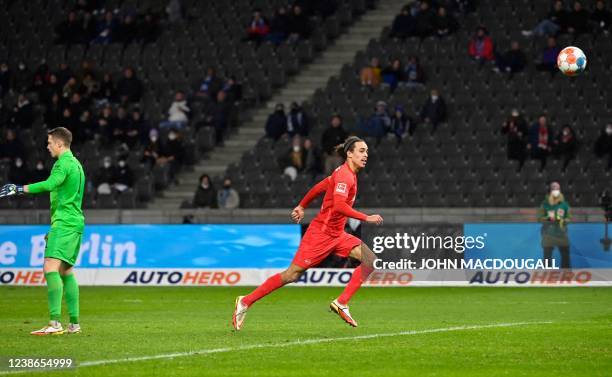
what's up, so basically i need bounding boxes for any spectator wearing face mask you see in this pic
[125,109,148,147]
[594,123,612,169]
[419,89,447,134]
[528,115,553,170]
[95,156,115,195]
[8,157,29,185]
[553,125,579,170]
[159,128,184,181]
[538,181,571,268]
[30,159,50,182]
[193,174,217,208]
[142,128,161,168]
[112,159,134,192]
[11,94,34,129]
[282,135,305,181]
[217,178,240,209]
[287,102,309,138]
[265,103,288,141]
[502,109,529,170]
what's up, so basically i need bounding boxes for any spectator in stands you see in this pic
[321,114,348,174]
[127,108,150,146]
[523,0,568,37]
[193,174,217,208]
[502,109,528,170]
[419,89,447,133]
[302,138,323,177]
[413,1,435,38]
[116,67,143,103]
[553,125,579,170]
[360,57,382,88]
[62,76,80,100]
[363,101,391,142]
[265,103,287,141]
[246,9,270,44]
[528,115,553,170]
[217,178,240,209]
[139,12,161,44]
[142,128,161,168]
[95,156,115,195]
[96,105,116,145]
[381,59,404,91]
[592,0,611,35]
[594,123,612,169]
[30,159,49,183]
[11,94,34,129]
[566,1,591,35]
[94,10,118,44]
[166,0,184,23]
[159,128,184,180]
[0,129,26,162]
[222,75,242,104]
[112,158,134,192]
[76,109,96,143]
[82,71,99,98]
[59,108,78,138]
[112,106,129,144]
[287,102,309,137]
[13,62,31,93]
[118,13,139,45]
[32,63,51,97]
[288,5,311,43]
[391,6,414,39]
[434,6,458,37]
[196,67,223,101]
[44,94,62,127]
[81,11,97,43]
[68,92,87,118]
[40,74,61,106]
[96,72,116,103]
[55,11,82,44]
[206,90,233,145]
[282,135,305,180]
[404,55,425,87]
[267,6,290,44]
[536,37,562,75]
[468,26,495,68]
[390,105,410,142]
[161,91,190,129]
[538,181,571,268]
[494,41,527,77]
[8,157,29,185]
[0,62,10,97]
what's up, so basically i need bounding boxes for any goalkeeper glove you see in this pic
[0,184,25,198]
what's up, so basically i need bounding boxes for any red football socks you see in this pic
[242,273,284,306]
[338,265,364,305]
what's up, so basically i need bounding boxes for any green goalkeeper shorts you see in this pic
[45,228,83,266]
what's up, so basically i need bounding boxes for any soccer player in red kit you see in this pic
[232,136,383,330]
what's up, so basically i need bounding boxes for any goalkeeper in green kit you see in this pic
[0,127,85,335]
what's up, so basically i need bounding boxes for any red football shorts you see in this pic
[292,227,362,268]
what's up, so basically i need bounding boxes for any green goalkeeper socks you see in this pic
[45,272,63,322]
[61,273,80,324]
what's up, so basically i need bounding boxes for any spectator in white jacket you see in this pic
[161,91,190,128]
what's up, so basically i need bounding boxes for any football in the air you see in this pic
[557,46,587,76]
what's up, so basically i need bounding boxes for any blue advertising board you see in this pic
[0,225,301,268]
[464,223,612,268]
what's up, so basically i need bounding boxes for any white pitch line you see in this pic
[0,321,552,374]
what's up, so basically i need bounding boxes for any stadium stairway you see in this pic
[153,0,403,209]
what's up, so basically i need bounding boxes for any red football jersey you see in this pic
[310,163,358,236]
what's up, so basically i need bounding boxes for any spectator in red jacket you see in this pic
[246,9,270,44]
[468,26,495,68]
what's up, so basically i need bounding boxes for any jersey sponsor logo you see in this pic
[336,183,347,194]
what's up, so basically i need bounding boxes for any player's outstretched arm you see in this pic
[26,163,67,194]
[0,184,25,198]
[291,178,330,223]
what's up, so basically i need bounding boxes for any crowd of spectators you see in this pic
[390,2,459,39]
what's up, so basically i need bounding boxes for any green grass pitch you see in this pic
[0,286,610,376]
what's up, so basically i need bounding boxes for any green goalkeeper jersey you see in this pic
[28,150,85,232]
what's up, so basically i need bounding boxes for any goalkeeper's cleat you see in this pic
[30,321,64,336]
[232,296,249,331]
[330,299,358,327]
[0,183,24,198]
[66,323,81,334]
